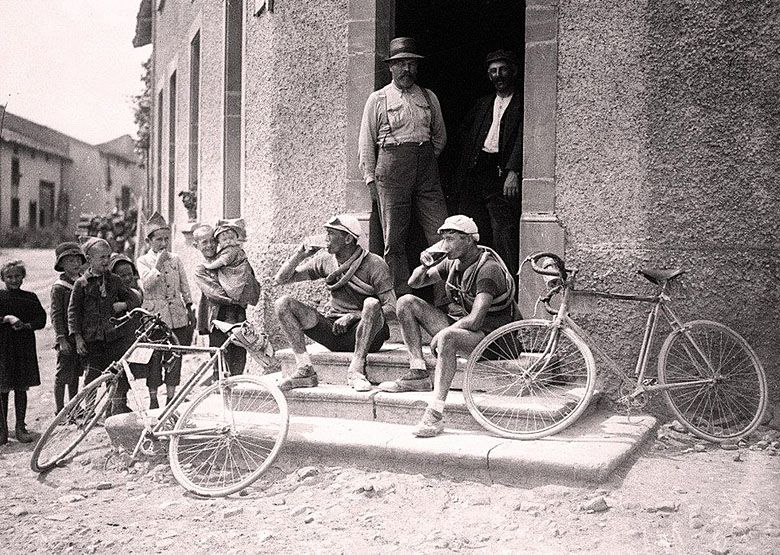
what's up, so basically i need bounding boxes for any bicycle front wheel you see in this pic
[658,320,767,443]
[463,319,596,440]
[31,373,116,472]
[168,375,289,497]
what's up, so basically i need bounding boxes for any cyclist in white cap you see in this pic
[378,215,519,437]
[274,214,396,392]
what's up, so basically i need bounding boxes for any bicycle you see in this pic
[31,308,289,497]
[463,252,768,443]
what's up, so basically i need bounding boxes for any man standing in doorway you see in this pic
[192,224,247,378]
[358,37,449,297]
[457,50,522,280]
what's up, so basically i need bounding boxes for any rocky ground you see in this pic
[0,248,778,554]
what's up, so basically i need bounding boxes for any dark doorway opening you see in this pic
[378,0,524,301]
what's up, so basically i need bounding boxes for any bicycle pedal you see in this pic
[642,378,657,386]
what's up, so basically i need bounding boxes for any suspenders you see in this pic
[378,86,435,148]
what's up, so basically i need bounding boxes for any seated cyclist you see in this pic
[378,215,520,437]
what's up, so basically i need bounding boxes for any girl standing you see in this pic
[0,260,47,444]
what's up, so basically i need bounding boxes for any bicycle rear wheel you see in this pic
[463,319,596,440]
[658,320,767,443]
[31,373,116,472]
[168,375,289,497]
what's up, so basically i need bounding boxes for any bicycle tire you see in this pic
[31,373,116,472]
[168,375,289,497]
[658,319,767,443]
[463,319,596,440]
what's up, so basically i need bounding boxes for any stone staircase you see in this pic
[268,342,657,486]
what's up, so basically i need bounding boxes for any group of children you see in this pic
[0,211,219,445]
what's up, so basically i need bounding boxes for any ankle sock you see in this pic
[294,352,312,367]
[428,400,445,414]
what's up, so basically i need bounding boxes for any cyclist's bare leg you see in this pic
[431,327,484,403]
[396,294,450,369]
[274,295,320,354]
[348,297,384,375]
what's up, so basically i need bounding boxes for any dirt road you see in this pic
[1,248,778,554]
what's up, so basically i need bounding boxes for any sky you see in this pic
[0,0,152,145]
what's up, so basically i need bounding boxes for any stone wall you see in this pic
[556,0,780,399]
[242,0,351,333]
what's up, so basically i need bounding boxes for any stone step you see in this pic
[271,377,601,433]
[277,343,468,390]
[277,411,658,487]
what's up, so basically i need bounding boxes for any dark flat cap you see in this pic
[485,49,519,67]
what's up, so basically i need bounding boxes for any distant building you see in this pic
[135,1,780,393]
[0,110,144,234]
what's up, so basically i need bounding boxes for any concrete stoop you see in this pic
[273,343,656,485]
[277,343,469,389]
[277,411,658,487]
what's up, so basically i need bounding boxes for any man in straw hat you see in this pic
[274,214,396,392]
[378,215,519,438]
[136,212,194,409]
[358,36,448,297]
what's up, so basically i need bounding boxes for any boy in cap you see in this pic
[136,212,194,409]
[202,218,261,307]
[274,214,396,391]
[379,215,518,437]
[68,237,141,415]
[50,242,86,414]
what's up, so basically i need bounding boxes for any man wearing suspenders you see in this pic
[358,37,448,298]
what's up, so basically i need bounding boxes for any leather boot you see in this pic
[14,391,33,443]
[0,392,8,446]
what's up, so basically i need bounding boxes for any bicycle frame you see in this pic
[537,270,717,400]
[104,314,243,458]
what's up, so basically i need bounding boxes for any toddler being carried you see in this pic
[203,218,261,307]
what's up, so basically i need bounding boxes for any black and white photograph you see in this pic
[0,0,778,552]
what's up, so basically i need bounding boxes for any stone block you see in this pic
[526,5,557,44]
[523,41,558,180]
[104,413,146,454]
[522,177,556,214]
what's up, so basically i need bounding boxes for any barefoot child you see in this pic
[202,218,260,307]
[50,242,86,415]
[136,212,194,409]
[0,260,47,444]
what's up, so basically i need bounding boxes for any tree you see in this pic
[132,56,152,160]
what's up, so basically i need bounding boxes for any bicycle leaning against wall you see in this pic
[462,252,768,443]
[30,308,289,497]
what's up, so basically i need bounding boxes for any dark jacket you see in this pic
[458,92,523,174]
[50,274,77,345]
[0,289,47,389]
[67,269,141,343]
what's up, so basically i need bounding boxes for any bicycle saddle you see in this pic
[212,320,243,333]
[638,268,685,285]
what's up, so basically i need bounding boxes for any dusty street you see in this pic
[0,248,778,554]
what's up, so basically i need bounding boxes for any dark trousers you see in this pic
[209,304,247,379]
[375,142,448,296]
[83,338,132,416]
[54,351,82,414]
[459,152,521,280]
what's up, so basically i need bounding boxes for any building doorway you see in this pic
[391,0,525,291]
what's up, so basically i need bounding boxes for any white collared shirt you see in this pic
[482,93,514,154]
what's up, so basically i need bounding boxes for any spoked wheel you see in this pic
[463,319,596,440]
[31,374,116,472]
[168,375,289,497]
[658,320,767,443]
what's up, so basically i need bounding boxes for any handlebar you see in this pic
[109,307,155,327]
[526,252,569,282]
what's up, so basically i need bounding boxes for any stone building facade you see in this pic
[0,111,144,234]
[135,0,780,397]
